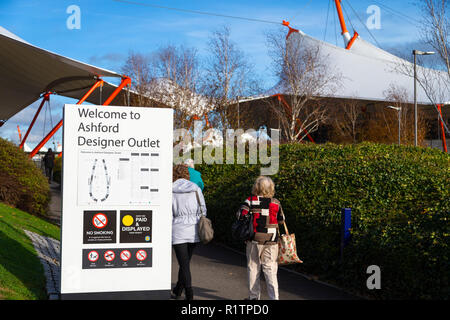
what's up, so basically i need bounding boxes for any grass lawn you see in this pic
[0,202,60,300]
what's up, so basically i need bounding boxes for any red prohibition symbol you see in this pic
[136,249,147,261]
[120,250,131,262]
[104,250,115,262]
[92,213,108,229]
[88,250,99,262]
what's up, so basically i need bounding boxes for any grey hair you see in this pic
[184,158,195,168]
[252,176,275,198]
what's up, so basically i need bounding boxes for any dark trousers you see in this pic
[173,242,196,289]
[45,166,53,181]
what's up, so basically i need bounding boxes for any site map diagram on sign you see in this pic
[77,150,161,206]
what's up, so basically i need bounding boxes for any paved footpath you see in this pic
[45,181,357,300]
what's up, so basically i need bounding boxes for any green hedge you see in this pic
[0,138,50,217]
[197,142,450,299]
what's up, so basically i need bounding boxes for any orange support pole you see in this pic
[334,0,352,46]
[334,0,349,35]
[346,31,359,50]
[29,120,62,158]
[20,92,50,149]
[102,77,131,106]
[28,79,104,158]
[17,125,22,143]
[437,104,447,153]
[282,20,299,40]
[79,79,104,105]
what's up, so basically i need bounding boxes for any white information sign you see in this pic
[60,104,173,298]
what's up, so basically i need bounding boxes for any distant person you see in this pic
[184,158,204,191]
[236,176,285,300]
[43,148,55,182]
[172,164,207,300]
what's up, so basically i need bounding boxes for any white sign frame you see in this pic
[60,104,173,299]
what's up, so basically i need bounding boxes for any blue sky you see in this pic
[0,0,426,148]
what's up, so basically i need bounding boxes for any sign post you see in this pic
[340,208,351,263]
[60,104,173,299]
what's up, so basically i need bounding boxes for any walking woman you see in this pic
[171,164,207,300]
[237,176,285,300]
[43,148,55,182]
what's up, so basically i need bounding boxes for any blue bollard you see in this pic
[340,208,351,262]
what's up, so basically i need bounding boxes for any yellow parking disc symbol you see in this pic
[122,215,134,226]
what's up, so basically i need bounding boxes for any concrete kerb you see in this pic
[24,229,61,300]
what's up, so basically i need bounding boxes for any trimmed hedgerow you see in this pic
[197,142,450,299]
[0,138,50,217]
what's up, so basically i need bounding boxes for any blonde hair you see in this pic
[252,176,275,198]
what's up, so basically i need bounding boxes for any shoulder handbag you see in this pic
[195,191,214,244]
[277,220,303,265]
[231,198,254,242]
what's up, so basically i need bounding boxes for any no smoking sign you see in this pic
[83,210,116,244]
[92,213,108,229]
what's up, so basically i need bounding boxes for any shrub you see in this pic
[53,156,62,184]
[197,142,450,299]
[0,138,50,217]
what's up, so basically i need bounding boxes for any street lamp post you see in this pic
[387,105,401,145]
[412,50,435,147]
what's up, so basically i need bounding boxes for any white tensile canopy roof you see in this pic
[56,142,62,153]
[263,30,450,106]
[0,26,137,122]
[22,142,32,152]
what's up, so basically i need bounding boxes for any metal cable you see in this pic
[333,1,338,46]
[290,0,314,24]
[47,99,56,146]
[372,0,421,26]
[344,0,382,49]
[323,0,331,41]
[113,0,280,25]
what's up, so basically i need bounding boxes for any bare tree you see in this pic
[121,46,210,129]
[383,84,429,145]
[359,84,427,145]
[331,97,363,143]
[204,26,258,130]
[266,28,340,142]
[392,0,450,137]
[121,52,156,107]
[151,45,209,129]
[419,0,450,79]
